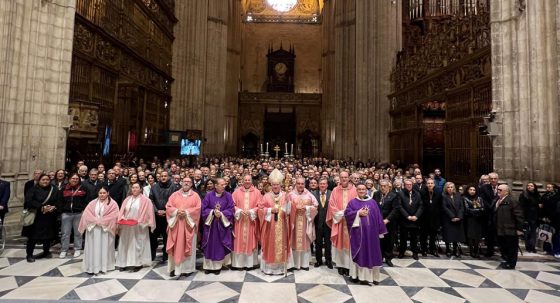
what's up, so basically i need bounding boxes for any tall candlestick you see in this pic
[291,144,294,155]
[260,143,263,154]
[266,142,269,153]
[285,142,288,153]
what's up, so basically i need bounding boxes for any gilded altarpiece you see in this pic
[69,0,175,162]
[390,1,491,184]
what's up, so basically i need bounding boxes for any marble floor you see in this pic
[0,243,559,303]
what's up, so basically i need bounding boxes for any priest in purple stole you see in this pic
[344,183,387,285]
[201,178,234,274]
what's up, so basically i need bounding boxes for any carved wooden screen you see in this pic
[390,3,491,181]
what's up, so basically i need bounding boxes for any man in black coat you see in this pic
[105,169,127,206]
[24,169,43,197]
[494,184,524,269]
[419,178,442,257]
[479,172,499,257]
[149,171,180,262]
[83,169,101,202]
[398,179,423,260]
[373,180,401,266]
[0,177,10,223]
[312,178,332,268]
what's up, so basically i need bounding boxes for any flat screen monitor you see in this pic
[180,139,201,156]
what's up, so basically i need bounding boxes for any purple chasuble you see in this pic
[201,190,234,261]
[344,197,387,268]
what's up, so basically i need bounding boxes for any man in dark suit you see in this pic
[479,172,499,257]
[192,169,204,194]
[24,169,43,197]
[420,178,442,257]
[398,179,424,260]
[0,177,10,223]
[312,178,332,268]
[413,174,425,193]
[373,180,401,267]
[105,169,127,206]
[495,184,524,269]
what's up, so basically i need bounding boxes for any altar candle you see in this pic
[285,142,288,153]
[266,142,269,153]
[291,144,294,155]
[260,143,263,153]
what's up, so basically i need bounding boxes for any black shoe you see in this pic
[359,280,372,286]
[337,268,345,276]
[314,262,323,268]
[169,270,176,277]
[26,256,35,263]
[287,267,295,272]
[350,277,359,283]
[345,269,350,276]
[119,267,126,272]
[422,252,428,257]
[432,251,440,258]
[213,270,221,275]
[372,281,379,285]
[204,270,211,274]
[386,259,394,267]
[397,253,404,259]
[129,266,142,273]
[326,262,333,269]
[412,253,419,260]
[499,262,515,270]
[35,252,52,259]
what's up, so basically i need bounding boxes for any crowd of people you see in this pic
[1,156,559,285]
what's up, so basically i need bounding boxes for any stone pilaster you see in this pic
[491,0,560,184]
[224,0,242,154]
[322,0,401,161]
[0,0,76,235]
[171,0,233,155]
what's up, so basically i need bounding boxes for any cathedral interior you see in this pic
[0,0,560,302]
[1,0,559,220]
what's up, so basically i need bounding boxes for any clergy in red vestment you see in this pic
[287,177,318,270]
[166,177,201,277]
[326,171,357,276]
[232,174,261,269]
[258,169,292,275]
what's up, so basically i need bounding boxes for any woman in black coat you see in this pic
[541,184,560,256]
[463,185,485,258]
[519,182,540,253]
[22,174,60,262]
[442,182,465,257]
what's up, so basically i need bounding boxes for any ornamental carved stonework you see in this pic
[74,23,94,55]
[391,6,490,92]
[95,38,120,67]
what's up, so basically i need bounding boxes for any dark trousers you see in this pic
[381,225,396,260]
[498,235,519,267]
[524,221,538,251]
[315,225,332,264]
[399,226,419,254]
[420,222,438,253]
[26,239,51,257]
[150,215,168,260]
[485,218,497,256]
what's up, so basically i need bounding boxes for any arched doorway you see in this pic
[241,132,259,157]
[299,129,321,158]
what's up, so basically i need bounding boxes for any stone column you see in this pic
[491,0,560,184]
[171,0,233,155]
[170,0,208,134]
[224,0,242,154]
[0,0,75,235]
[322,0,401,161]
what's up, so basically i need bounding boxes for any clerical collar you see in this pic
[215,191,223,197]
[182,190,191,196]
[357,196,369,201]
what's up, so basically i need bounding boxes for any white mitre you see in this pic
[269,168,284,184]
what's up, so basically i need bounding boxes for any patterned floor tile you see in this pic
[74,279,128,300]
[119,280,190,302]
[411,287,465,303]
[1,276,87,300]
[186,281,239,303]
[298,284,352,303]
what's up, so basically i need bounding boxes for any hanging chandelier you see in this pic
[266,0,297,12]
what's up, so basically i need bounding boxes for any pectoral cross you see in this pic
[273,145,281,159]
